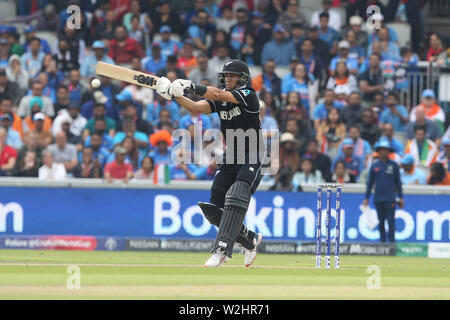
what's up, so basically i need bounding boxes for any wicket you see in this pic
[315,184,342,269]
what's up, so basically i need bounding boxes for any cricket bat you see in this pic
[95,61,159,89]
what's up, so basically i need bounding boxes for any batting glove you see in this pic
[156,77,172,100]
[170,79,193,97]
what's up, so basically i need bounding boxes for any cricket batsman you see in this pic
[155,59,265,267]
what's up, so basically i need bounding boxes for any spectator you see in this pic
[345,29,366,65]
[113,118,149,156]
[268,166,297,192]
[341,92,363,128]
[153,1,182,36]
[220,0,254,13]
[276,0,307,33]
[52,101,87,138]
[400,154,426,185]
[308,26,330,65]
[28,112,53,148]
[405,125,438,168]
[317,12,339,57]
[304,139,331,181]
[261,24,296,67]
[369,91,384,122]
[252,59,281,98]
[0,114,22,150]
[426,33,444,62]
[329,40,359,75]
[48,131,78,175]
[73,147,103,179]
[229,8,250,53]
[342,125,373,162]
[326,61,358,96]
[177,40,198,77]
[6,55,29,94]
[310,0,342,31]
[83,103,117,141]
[149,130,173,165]
[94,8,117,40]
[0,97,23,139]
[83,132,111,168]
[329,159,355,184]
[38,149,67,180]
[298,38,325,85]
[247,11,272,62]
[368,26,400,61]
[379,92,409,134]
[259,101,278,138]
[142,42,166,75]
[12,150,39,177]
[108,25,145,64]
[0,127,16,176]
[187,9,211,52]
[122,0,151,34]
[22,97,53,133]
[22,25,51,54]
[409,89,446,135]
[363,139,404,243]
[58,24,86,69]
[155,26,182,62]
[117,136,143,171]
[332,138,363,181]
[313,89,343,129]
[80,40,115,79]
[18,81,55,118]
[292,156,324,188]
[437,139,450,172]
[406,104,442,144]
[291,23,306,52]
[157,55,187,79]
[188,53,218,86]
[207,29,235,60]
[215,6,237,34]
[283,117,311,155]
[20,37,46,79]
[54,38,79,74]
[3,4,60,33]
[67,69,90,105]
[366,13,399,45]
[120,103,152,135]
[427,162,450,186]
[238,33,258,66]
[358,53,383,105]
[379,123,404,156]
[0,71,21,110]
[134,155,155,180]
[53,85,71,116]
[316,107,346,159]
[279,132,301,174]
[347,16,368,48]
[282,63,314,115]
[147,94,180,128]
[41,55,64,91]
[208,46,231,74]
[279,91,308,124]
[169,149,203,181]
[358,109,381,146]
[104,145,133,183]
[5,27,24,57]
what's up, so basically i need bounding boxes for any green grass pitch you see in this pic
[0,249,449,299]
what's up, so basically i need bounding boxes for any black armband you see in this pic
[192,83,207,96]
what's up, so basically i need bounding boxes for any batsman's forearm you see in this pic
[174,96,210,115]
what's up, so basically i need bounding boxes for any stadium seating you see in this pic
[0,0,16,19]
[386,22,411,47]
[35,31,58,54]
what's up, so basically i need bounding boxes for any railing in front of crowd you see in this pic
[395,61,450,112]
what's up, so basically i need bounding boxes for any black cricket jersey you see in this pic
[206,87,265,165]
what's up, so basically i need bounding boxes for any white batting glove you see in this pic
[170,79,192,98]
[156,77,172,100]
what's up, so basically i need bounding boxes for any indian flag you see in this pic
[153,164,170,184]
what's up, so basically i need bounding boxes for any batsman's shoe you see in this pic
[244,233,263,267]
[204,249,229,267]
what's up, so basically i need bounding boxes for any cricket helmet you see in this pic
[219,59,250,89]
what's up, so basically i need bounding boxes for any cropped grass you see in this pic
[0,250,449,299]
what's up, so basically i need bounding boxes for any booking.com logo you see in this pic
[169,123,280,176]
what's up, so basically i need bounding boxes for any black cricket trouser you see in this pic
[210,163,263,209]
[374,201,396,243]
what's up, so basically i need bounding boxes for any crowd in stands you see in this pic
[0,0,449,187]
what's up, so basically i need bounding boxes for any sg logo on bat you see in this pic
[134,74,156,86]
